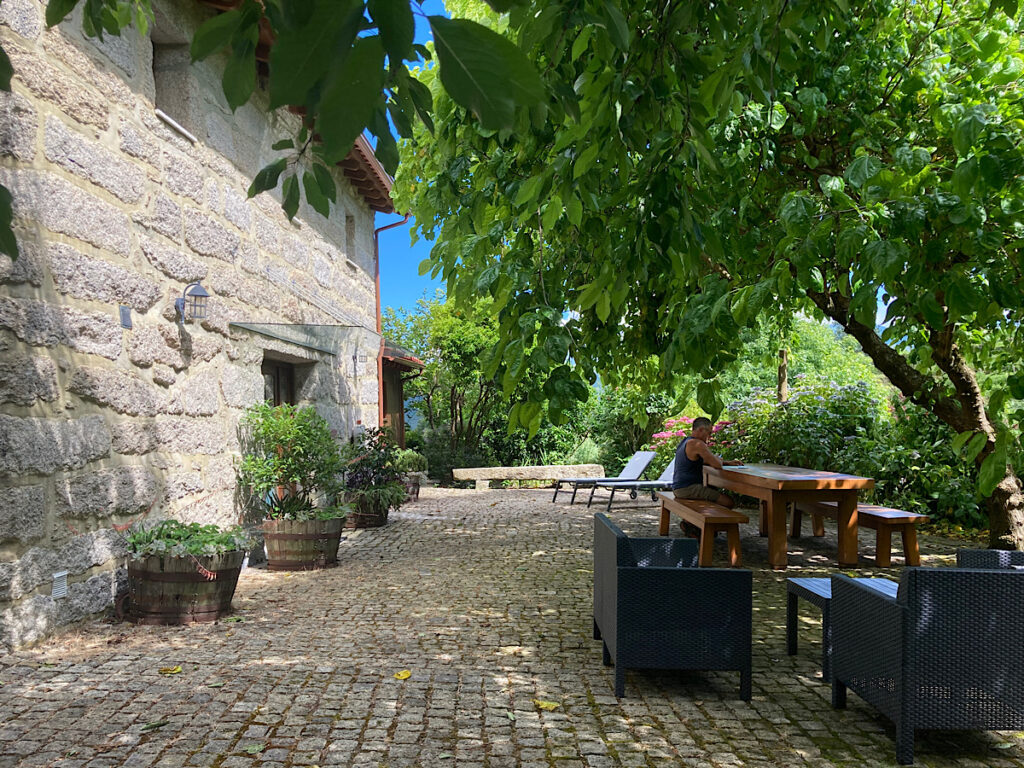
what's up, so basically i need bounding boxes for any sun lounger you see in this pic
[587,459,676,512]
[551,451,656,504]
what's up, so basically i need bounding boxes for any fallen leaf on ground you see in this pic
[207,682,224,688]
[242,743,266,754]
[225,631,233,638]
[995,743,1016,750]
[141,721,168,732]
[394,669,411,680]
[506,711,516,720]
[223,616,245,623]
[533,699,560,710]
[158,666,182,675]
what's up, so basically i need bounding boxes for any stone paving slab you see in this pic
[0,488,1021,768]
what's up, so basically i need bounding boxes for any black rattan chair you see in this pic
[956,548,1024,568]
[830,569,1024,765]
[593,513,752,699]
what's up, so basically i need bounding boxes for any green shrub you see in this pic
[346,428,407,512]
[125,520,249,559]
[716,380,983,528]
[395,448,428,473]
[236,403,347,520]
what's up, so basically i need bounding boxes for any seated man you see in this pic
[672,417,742,532]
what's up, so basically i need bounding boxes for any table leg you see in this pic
[786,590,798,655]
[759,500,768,537]
[658,500,670,536]
[767,494,788,570]
[836,494,858,567]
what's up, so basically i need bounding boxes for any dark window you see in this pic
[262,360,296,405]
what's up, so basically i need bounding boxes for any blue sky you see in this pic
[376,1,446,316]
[377,214,443,314]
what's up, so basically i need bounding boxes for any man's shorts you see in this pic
[673,484,722,502]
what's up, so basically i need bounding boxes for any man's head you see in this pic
[691,417,713,440]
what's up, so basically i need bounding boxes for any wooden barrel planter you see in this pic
[263,517,344,571]
[343,497,388,529]
[128,551,244,625]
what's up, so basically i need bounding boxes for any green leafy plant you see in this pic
[236,403,347,521]
[395,449,428,474]
[124,520,249,560]
[345,428,406,515]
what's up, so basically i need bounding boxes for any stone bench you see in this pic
[656,492,748,567]
[452,464,604,490]
[792,500,929,567]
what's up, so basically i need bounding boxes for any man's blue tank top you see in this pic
[672,437,704,489]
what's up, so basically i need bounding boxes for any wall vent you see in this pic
[51,571,69,599]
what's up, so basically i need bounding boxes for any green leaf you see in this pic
[482,0,521,10]
[0,44,12,92]
[515,175,544,207]
[140,721,169,732]
[247,158,287,198]
[317,37,387,163]
[428,16,545,131]
[271,139,294,151]
[313,164,337,204]
[405,74,434,135]
[565,195,582,227]
[1009,372,1024,400]
[541,195,562,231]
[281,174,300,220]
[268,0,362,110]
[190,9,242,62]
[303,171,330,218]
[573,143,599,180]
[965,432,988,464]
[951,430,974,454]
[368,0,414,65]
[844,155,882,189]
[600,1,630,50]
[45,0,78,28]
[953,112,986,156]
[222,36,258,111]
[543,332,569,364]
[918,293,945,328]
[0,184,18,259]
[979,446,1007,496]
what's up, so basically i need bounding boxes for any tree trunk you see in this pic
[777,348,789,403]
[806,287,1024,548]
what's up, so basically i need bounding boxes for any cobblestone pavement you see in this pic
[1,488,1021,768]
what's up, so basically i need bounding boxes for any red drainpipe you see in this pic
[373,213,411,428]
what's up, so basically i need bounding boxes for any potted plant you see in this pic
[236,403,349,571]
[344,428,407,528]
[395,448,428,501]
[124,519,250,625]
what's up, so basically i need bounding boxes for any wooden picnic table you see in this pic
[703,463,875,570]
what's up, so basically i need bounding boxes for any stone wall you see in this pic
[0,0,387,649]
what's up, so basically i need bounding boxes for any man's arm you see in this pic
[691,440,742,468]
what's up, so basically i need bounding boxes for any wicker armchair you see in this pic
[831,569,1024,765]
[593,513,752,699]
[956,548,1024,568]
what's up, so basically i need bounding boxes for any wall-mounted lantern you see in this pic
[175,281,210,325]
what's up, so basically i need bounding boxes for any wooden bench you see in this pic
[792,501,928,567]
[656,492,748,568]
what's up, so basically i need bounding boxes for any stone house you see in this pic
[0,0,407,649]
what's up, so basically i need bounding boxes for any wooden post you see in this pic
[777,348,789,402]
